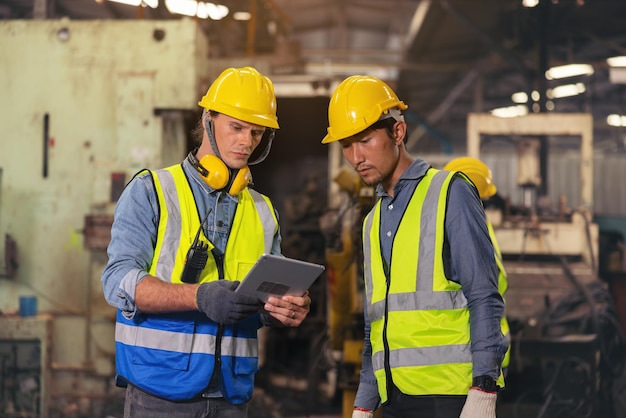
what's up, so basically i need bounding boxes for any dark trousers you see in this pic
[124,384,248,418]
[383,386,466,418]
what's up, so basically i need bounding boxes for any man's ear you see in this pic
[394,121,406,144]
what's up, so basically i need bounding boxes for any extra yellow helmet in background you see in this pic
[198,66,279,129]
[322,75,408,144]
[443,156,497,199]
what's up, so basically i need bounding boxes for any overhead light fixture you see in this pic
[607,114,626,127]
[511,90,540,104]
[98,0,157,6]
[490,105,528,118]
[608,58,626,84]
[233,11,251,21]
[545,63,594,80]
[546,83,586,99]
[165,0,228,19]
[511,92,528,103]
[522,0,539,7]
[607,56,626,67]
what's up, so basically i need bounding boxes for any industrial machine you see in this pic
[467,113,626,418]
[0,18,210,417]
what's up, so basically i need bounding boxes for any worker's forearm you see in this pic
[135,275,199,313]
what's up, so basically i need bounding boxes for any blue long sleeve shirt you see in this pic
[354,158,507,409]
[101,157,282,318]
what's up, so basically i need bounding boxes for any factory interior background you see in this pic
[2,0,626,417]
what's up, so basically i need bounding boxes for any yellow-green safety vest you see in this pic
[362,168,504,403]
[115,164,278,402]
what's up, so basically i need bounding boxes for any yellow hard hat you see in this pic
[198,66,279,129]
[443,156,497,199]
[322,75,407,144]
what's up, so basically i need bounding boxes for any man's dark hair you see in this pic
[367,117,407,144]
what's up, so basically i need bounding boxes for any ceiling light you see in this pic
[199,2,228,19]
[545,63,594,80]
[233,11,251,21]
[511,92,528,103]
[607,56,626,67]
[522,0,539,7]
[99,0,157,7]
[511,90,540,104]
[165,0,228,19]
[490,105,528,118]
[607,114,626,127]
[546,83,586,99]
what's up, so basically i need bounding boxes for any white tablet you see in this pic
[235,254,325,302]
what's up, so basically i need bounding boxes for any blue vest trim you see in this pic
[115,310,260,402]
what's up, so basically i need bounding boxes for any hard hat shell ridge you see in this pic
[322,75,407,144]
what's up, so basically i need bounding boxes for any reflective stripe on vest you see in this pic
[115,164,277,403]
[116,323,257,357]
[363,169,472,402]
[149,166,278,284]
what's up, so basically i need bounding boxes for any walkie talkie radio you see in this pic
[180,208,212,284]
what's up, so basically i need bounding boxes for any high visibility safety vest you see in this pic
[363,168,503,403]
[115,164,278,403]
[487,221,511,369]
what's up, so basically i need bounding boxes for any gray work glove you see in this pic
[459,388,497,418]
[196,280,261,324]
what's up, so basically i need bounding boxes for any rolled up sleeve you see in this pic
[101,173,158,319]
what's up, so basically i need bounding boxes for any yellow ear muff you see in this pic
[198,154,230,190]
[196,154,252,195]
[228,166,252,196]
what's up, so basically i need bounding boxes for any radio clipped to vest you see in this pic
[181,208,212,284]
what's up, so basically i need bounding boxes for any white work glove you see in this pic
[459,388,497,418]
[352,408,374,418]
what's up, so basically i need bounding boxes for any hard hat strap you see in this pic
[202,109,274,167]
[203,110,223,160]
[379,108,405,123]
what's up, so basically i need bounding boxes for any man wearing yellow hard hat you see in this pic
[322,75,507,418]
[102,66,311,417]
[444,157,511,376]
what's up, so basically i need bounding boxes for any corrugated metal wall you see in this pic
[482,154,626,217]
[427,153,626,218]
